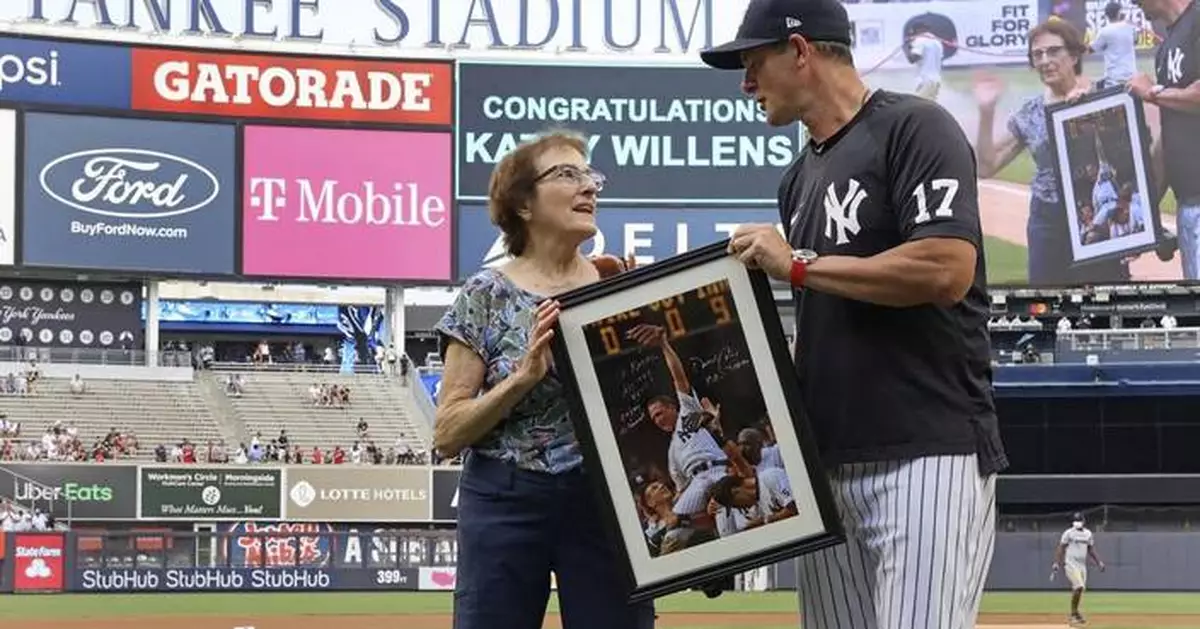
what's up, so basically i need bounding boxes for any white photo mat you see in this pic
[1049,91,1156,264]
[557,255,829,590]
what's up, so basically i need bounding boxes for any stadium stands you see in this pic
[0,374,224,462]
[208,365,428,461]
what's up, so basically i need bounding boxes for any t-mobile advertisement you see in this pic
[21,112,237,274]
[241,126,452,282]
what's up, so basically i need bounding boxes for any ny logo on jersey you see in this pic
[824,179,867,245]
[1166,47,1184,84]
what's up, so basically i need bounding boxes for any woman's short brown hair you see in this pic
[1028,18,1087,75]
[488,129,589,257]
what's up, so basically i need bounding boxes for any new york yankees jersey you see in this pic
[667,390,727,491]
[779,90,1007,474]
[1060,526,1094,569]
[759,444,784,471]
[1156,0,1200,201]
[712,468,794,537]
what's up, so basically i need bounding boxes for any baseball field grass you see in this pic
[2,590,1199,629]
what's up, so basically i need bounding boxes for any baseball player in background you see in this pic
[702,0,1008,627]
[908,27,944,100]
[1089,1,1138,89]
[1052,512,1106,626]
[628,323,743,517]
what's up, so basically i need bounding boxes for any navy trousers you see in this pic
[452,453,657,629]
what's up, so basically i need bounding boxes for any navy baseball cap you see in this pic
[699,0,854,70]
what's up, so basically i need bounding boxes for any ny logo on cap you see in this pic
[786,16,803,28]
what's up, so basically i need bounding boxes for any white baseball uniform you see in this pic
[759,444,785,471]
[711,468,794,537]
[796,455,997,629]
[1060,526,1094,590]
[667,389,729,515]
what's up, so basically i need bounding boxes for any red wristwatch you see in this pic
[790,249,818,287]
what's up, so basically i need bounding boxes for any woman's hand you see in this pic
[513,299,560,387]
[591,253,639,278]
[972,71,1004,110]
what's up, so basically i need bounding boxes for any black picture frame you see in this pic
[549,241,844,603]
[1045,85,1167,269]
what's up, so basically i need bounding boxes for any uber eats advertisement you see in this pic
[0,463,135,520]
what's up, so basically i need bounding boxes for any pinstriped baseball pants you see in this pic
[796,455,997,629]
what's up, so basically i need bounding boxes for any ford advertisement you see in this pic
[455,203,782,281]
[20,111,236,275]
[0,36,130,109]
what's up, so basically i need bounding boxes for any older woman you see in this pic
[973,19,1130,285]
[432,131,656,629]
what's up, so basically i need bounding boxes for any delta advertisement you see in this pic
[20,111,237,275]
[0,35,131,109]
[455,204,781,281]
[241,126,453,282]
[456,62,803,204]
[2,1,1045,69]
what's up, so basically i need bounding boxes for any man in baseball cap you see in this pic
[713,2,1008,629]
[699,0,853,70]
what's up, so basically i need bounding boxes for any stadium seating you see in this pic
[1,375,224,461]
[208,367,426,455]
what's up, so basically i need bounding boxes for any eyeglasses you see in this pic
[533,164,607,192]
[1030,45,1066,61]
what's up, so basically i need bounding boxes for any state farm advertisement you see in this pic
[13,533,66,593]
[130,48,452,125]
[241,126,452,282]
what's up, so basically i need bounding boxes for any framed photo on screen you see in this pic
[1045,86,1165,268]
[549,241,843,603]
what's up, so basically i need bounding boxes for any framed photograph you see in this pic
[1046,86,1164,268]
[549,241,843,603]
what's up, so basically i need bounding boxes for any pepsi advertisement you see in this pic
[455,203,781,280]
[456,62,806,203]
[21,112,236,275]
[0,36,131,109]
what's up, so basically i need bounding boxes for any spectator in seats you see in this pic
[291,445,304,463]
[154,444,168,462]
[385,447,397,465]
[311,446,324,464]
[399,353,410,386]
[251,431,262,449]
[69,374,86,396]
[323,345,336,365]
[308,382,321,405]
[31,507,48,531]
[356,418,369,438]
[1161,314,1178,329]
[386,344,399,376]
[350,442,363,464]
[331,446,345,464]
[234,442,249,464]
[0,414,19,438]
[180,440,196,463]
[24,361,39,395]
[278,430,289,449]
[249,440,265,463]
[225,374,245,397]
[253,340,271,365]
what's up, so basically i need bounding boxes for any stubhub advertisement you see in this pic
[21,112,237,274]
[242,126,452,282]
[0,36,131,109]
[455,204,781,281]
